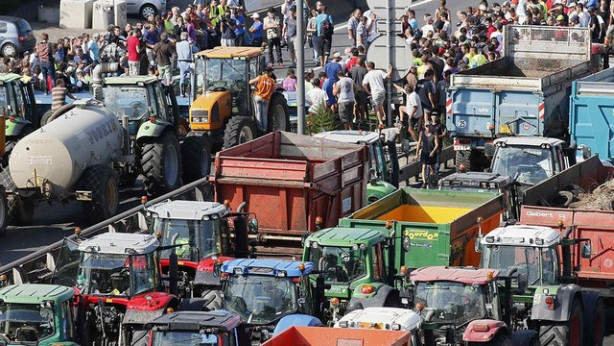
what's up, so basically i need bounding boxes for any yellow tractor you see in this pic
[189,47,290,150]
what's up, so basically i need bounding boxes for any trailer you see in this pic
[262,326,412,346]
[337,188,506,270]
[569,66,614,162]
[210,131,369,257]
[447,25,594,171]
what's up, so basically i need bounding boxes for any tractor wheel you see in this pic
[141,131,182,196]
[0,186,7,238]
[3,125,35,167]
[468,331,512,346]
[78,165,119,223]
[583,297,605,346]
[222,116,257,150]
[512,330,539,346]
[267,93,290,133]
[181,135,211,183]
[0,168,34,225]
[455,150,471,172]
[539,298,583,346]
[201,289,223,311]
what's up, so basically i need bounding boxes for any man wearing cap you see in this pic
[249,13,264,47]
[249,66,276,132]
[422,14,435,35]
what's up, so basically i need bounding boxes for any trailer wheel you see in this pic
[141,130,182,196]
[181,135,211,183]
[0,168,34,225]
[268,93,290,133]
[468,331,512,346]
[201,289,223,311]
[79,165,119,222]
[539,298,583,346]
[222,116,257,150]
[583,296,605,346]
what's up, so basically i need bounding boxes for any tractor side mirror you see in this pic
[517,273,528,293]
[248,218,258,234]
[581,242,592,259]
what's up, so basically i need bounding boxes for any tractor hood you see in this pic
[190,91,232,131]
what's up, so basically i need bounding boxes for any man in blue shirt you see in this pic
[249,13,264,47]
[233,8,246,46]
[324,52,343,83]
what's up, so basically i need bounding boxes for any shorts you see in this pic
[317,36,331,57]
[420,151,435,165]
[422,105,433,116]
[372,91,385,106]
[355,90,368,105]
[338,101,354,124]
[410,116,421,129]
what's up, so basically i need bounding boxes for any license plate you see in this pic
[454,145,470,151]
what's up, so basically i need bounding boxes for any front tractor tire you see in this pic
[181,135,211,183]
[268,93,290,133]
[78,165,119,222]
[222,116,257,150]
[141,130,182,196]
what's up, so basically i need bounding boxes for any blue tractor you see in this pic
[220,259,324,345]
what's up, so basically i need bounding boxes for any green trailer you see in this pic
[337,188,507,271]
[0,284,78,345]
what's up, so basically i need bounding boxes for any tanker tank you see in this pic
[8,99,123,197]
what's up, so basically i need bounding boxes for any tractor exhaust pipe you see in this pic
[92,62,119,100]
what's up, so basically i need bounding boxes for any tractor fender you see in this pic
[136,120,173,141]
[5,118,31,138]
[349,283,396,310]
[462,319,509,343]
[366,180,397,204]
[530,284,582,322]
[273,314,322,335]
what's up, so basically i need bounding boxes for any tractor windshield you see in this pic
[491,146,552,185]
[414,281,488,327]
[0,86,8,111]
[151,331,219,345]
[102,86,150,120]
[307,246,367,283]
[224,275,298,325]
[481,245,558,286]
[76,253,156,296]
[0,302,55,343]
[153,218,220,261]
[203,59,247,93]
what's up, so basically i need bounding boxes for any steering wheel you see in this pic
[130,100,143,108]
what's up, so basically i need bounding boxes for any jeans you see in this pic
[311,35,319,62]
[267,37,282,64]
[178,61,192,94]
[253,95,268,132]
[40,61,55,92]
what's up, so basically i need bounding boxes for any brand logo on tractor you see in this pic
[408,230,439,241]
[526,211,554,218]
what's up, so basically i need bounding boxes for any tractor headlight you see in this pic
[191,109,209,123]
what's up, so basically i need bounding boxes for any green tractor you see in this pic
[0,73,38,166]
[302,227,409,325]
[0,284,78,345]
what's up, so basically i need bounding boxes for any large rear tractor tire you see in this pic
[141,131,182,196]
[181,135,211,183]
[583,296,605,346]
[201,289,223,311]
[78,165,120,223]
[268,93,290,133]
[0,168,34,225]
[222,116,257,150]
[539,298,583,346]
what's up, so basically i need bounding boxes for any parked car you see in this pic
[0,16,36,57]
[127,0,167,19]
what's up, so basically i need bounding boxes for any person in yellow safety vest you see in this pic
[469,46,486,68]
[210,0,223,28]
[461,43,473,67]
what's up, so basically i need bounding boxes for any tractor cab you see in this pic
[98,76,182,136]
[0,73,37,163]
[408,266,505,346]
[0,284,76,345]
[314,131,399,203]
[144,311,241,346]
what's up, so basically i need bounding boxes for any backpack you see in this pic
[320,16,334,38]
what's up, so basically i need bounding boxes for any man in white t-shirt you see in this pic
[394,82,423,141]
[362,61,392,125]
[306,77,328,115]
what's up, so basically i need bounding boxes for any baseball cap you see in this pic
[333,52,341,58]
[251,13,260,19]
[567,2,576,7]
[557,14,565,20]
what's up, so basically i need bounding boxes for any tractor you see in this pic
[143,310,242,346]
[0,284,78,345]
[220,259,323,345]
[51,232,179,346]
[189,47,290,150]
[302,227,406,325]
[146,199,258,310]
[0,73,38,166]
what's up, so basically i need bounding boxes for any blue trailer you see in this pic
[570,66,614,162]
[446,25,594,171]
